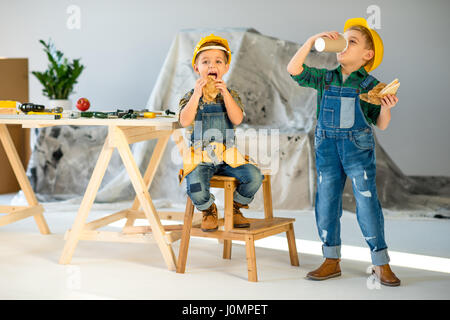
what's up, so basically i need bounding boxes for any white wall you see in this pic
[1,0,449,176]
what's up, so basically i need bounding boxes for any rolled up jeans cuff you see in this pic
[195,194,215,211]
[233,190,253,205]
[322,245,341,259]
[371,248,390,266]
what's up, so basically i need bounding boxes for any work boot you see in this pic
[233,201,250,228]
[306,258,341,280]
[372,264,401,287]
[201,202,218,232]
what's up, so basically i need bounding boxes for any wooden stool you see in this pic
[176,173,299,282]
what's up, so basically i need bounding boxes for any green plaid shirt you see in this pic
[290,64,381,125]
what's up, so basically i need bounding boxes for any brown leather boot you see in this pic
[372,264,401,287]
[306,258,341,280]
[233,201,250,228]
[201,203,218,232]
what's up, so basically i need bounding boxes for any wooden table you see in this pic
[0,117,183,271]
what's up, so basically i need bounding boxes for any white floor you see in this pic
[0,193,449,300]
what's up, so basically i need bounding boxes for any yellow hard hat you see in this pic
[192,34,231,68]
[344,17,384,72]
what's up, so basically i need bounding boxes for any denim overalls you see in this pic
[190,101,235,152]
[314,71,390,266]
[184,99,263,211]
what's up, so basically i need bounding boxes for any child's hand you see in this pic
[214,79,229,95]
[308,31,340,44]
[380,94,399,110]
[193,78,207,99]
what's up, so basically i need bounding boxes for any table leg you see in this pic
[177,197,194,274]
[0,124,50,234]
[59,136,114,264]
[113,127,177,271]
[125,133,171,225]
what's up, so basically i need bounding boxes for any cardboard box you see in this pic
[0,58,31,194]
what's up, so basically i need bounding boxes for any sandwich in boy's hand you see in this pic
[359,78,400,105]
[202,75,220,103]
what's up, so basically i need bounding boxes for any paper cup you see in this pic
[314,34,348,53]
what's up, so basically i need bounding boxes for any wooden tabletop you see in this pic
[0,116,181,128]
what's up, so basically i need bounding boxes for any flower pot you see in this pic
[48,99,72,111]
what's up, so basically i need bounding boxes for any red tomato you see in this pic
[76,98,90,111]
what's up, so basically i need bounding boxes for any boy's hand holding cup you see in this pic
[309,31,348,53]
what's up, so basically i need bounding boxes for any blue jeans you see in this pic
[315,127,390,266]
[185,163,263,211]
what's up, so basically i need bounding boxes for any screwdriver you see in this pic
[19,103,64,114]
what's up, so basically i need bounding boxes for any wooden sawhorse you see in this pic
[0,124,50,234]
[57,118,183,271]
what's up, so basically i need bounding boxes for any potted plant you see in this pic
[32,39,85,111]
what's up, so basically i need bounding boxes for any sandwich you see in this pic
[202,75,219,103]
[359,78,400,105]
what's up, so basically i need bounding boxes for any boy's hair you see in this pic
[194,41,229,65]
[347,25,374,67]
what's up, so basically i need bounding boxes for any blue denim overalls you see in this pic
[185,99,263,211]
[314,71,390,266]
[190,101,235,152]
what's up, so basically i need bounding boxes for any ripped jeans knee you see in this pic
[185,164,215,210]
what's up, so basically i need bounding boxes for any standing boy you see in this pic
[287,18,400,286]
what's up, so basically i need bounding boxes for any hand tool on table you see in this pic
[115,109,176,119]
[28,111,63,118]
[0,113,61,120]
[0,100,20,109]
[0,100,63,114]
[67,108,177,120]
[19,103,64,114]
[68,111,110,119]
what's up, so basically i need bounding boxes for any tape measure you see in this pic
[143,112,156,118]
[28,111,63,117]
[0,101,20,109]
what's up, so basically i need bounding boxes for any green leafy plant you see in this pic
[32,39,85,100]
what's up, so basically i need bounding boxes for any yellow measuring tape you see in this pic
[28,111,63,117]
[0,100,20,108]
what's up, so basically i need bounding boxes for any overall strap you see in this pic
[325,70,333,85]
[360,74,376,90]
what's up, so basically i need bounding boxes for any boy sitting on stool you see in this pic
[178,34,263,232]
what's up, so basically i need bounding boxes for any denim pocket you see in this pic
[322,95,340,128]
[352,131,375,150]
[202,112,225,143]
[340,97,355,128]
